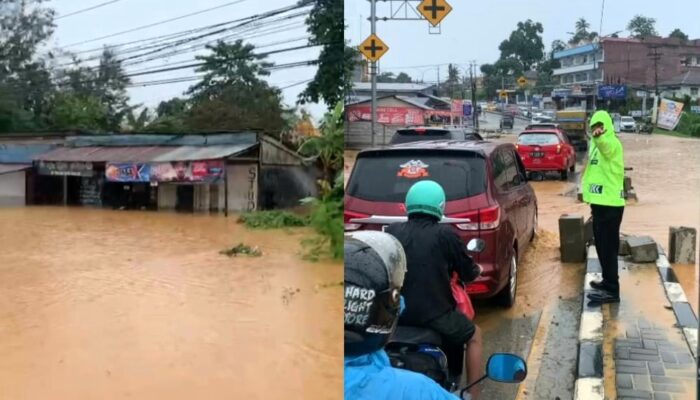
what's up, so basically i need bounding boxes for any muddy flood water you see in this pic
[0,208,342,400]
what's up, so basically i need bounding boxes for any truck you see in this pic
[555,109,588,152]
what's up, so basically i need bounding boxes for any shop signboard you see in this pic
[151,160,225,183]
[691,105,700,114]
[657,98,684,130]
[37,161,93,177]
[346,105,424,125]
[597,85,627,100]
[105,163,151,182]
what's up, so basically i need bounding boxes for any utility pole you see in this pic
[470,61,478,129]
[648,45,662,124]
[370,0,377,147]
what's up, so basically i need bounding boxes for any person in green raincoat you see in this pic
[581,110,625,304]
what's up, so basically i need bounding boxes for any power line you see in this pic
[61,0,251,48]
[55,0,127,20]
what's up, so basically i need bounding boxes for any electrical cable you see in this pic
[55,0,126,20]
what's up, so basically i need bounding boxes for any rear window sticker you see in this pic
[397,160,430,178]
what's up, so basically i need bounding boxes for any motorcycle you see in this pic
[386,239,526,398]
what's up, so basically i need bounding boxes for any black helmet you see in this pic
[345,231,407,356]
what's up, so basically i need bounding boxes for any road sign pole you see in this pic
[370,0,377,147]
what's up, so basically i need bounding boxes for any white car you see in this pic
[620,116,637,132]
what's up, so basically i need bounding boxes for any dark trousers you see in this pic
[591,204,625,295]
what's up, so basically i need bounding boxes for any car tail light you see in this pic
[449,206,500,231]
[465,282,490,294]
[414,128,426,135]
[344,210,369,231]
[515,144,519,151]
[556,144,562,154]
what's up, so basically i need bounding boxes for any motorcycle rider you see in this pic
[385,180,484,400]
[344,231,460,400]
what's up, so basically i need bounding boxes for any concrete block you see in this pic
[584,216,593,244]
[668,226,696,264]
[628,236,659,263]
[619,235,631,256]
[559,214,586,262]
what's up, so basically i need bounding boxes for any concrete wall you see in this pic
[260,138,302,166]
[259,165,319,210]
[0,171,26,206]
[602,39,700,86]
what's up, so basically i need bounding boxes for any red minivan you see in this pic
[344,140,538,307]
[516,129,576,180]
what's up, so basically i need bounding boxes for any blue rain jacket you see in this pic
[344,296,459,400]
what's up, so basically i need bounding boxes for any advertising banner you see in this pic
[105,160,224,183]
[597,85,627,100]
[105,163,151,182]
[451,99,463,114]
[346,106,424,125]
[657,98,684,130]
[151,160,225,183]
[37,161,93,177]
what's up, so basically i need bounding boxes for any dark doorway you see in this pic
[176,185,194,212]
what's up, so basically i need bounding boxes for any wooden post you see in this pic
[224,162,228,217]
[63,176,68,205]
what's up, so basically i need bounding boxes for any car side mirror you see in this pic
[486,353,528,383]
[466,238,485,253]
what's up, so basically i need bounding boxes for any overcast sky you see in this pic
[344,0,700,82]
[49,0,325,121]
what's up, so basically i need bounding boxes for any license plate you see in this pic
[531,152,544,158]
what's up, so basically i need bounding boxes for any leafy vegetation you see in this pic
[237,210,309,229]
[220,243,263,257]
[627,15,658,39]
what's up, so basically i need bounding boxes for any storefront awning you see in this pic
[33,144,258,163]
[0,164,31,175]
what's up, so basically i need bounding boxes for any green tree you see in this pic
[0,0,56,130]
[552,40,567,53]
[498,20,545,71]
[569,18,598,45]
[185,40,285,135]
[377,72,397,83]
[395,72,413,83]
[298,0,350,109]
[125,108,151,131]
[627,15,658,38]
[47,93,108,131]
[298,102,343,183]
[668,28,689,41]
[156,97,188,118]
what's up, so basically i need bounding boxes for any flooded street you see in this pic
[344,131,699,398]
[0,208,342,400]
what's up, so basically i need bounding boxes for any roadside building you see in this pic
[0,134,61,206]
[31,132,317,213]
[659,68,700,101]
[348,82,435,100]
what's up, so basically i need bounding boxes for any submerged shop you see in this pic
[32,133,318,214]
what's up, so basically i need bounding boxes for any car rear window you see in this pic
[347,150,487,202]
[518,133,560,145]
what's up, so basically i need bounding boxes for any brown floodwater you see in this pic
[0,207,342,400]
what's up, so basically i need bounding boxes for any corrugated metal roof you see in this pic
[65,132,258,147]
[352,82,433,92]
[0,164,31,175]
[0,144,57,163]
[34,144,257,163]
[553,43,598,59]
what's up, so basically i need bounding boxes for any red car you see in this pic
[344,140,538,307]
[516,129,576,180]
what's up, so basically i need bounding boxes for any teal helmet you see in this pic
[405,180,445,219]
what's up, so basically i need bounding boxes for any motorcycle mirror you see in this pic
[466,239,486,253]
[486,353,527,383]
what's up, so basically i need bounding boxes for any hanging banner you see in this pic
[106,163,151,182]
[657,98,684,130]
[151,160,225,183]
[37,161,93,177]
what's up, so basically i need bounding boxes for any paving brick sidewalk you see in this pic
[615,320,695,399]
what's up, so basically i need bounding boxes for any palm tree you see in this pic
[298,102,343,183]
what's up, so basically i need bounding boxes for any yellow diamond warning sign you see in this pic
[359,34,389,62]
[518,76,528,86]
[417,0,453,27]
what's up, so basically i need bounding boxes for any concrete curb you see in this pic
[574,246,604,400]
[655,244,699,358]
